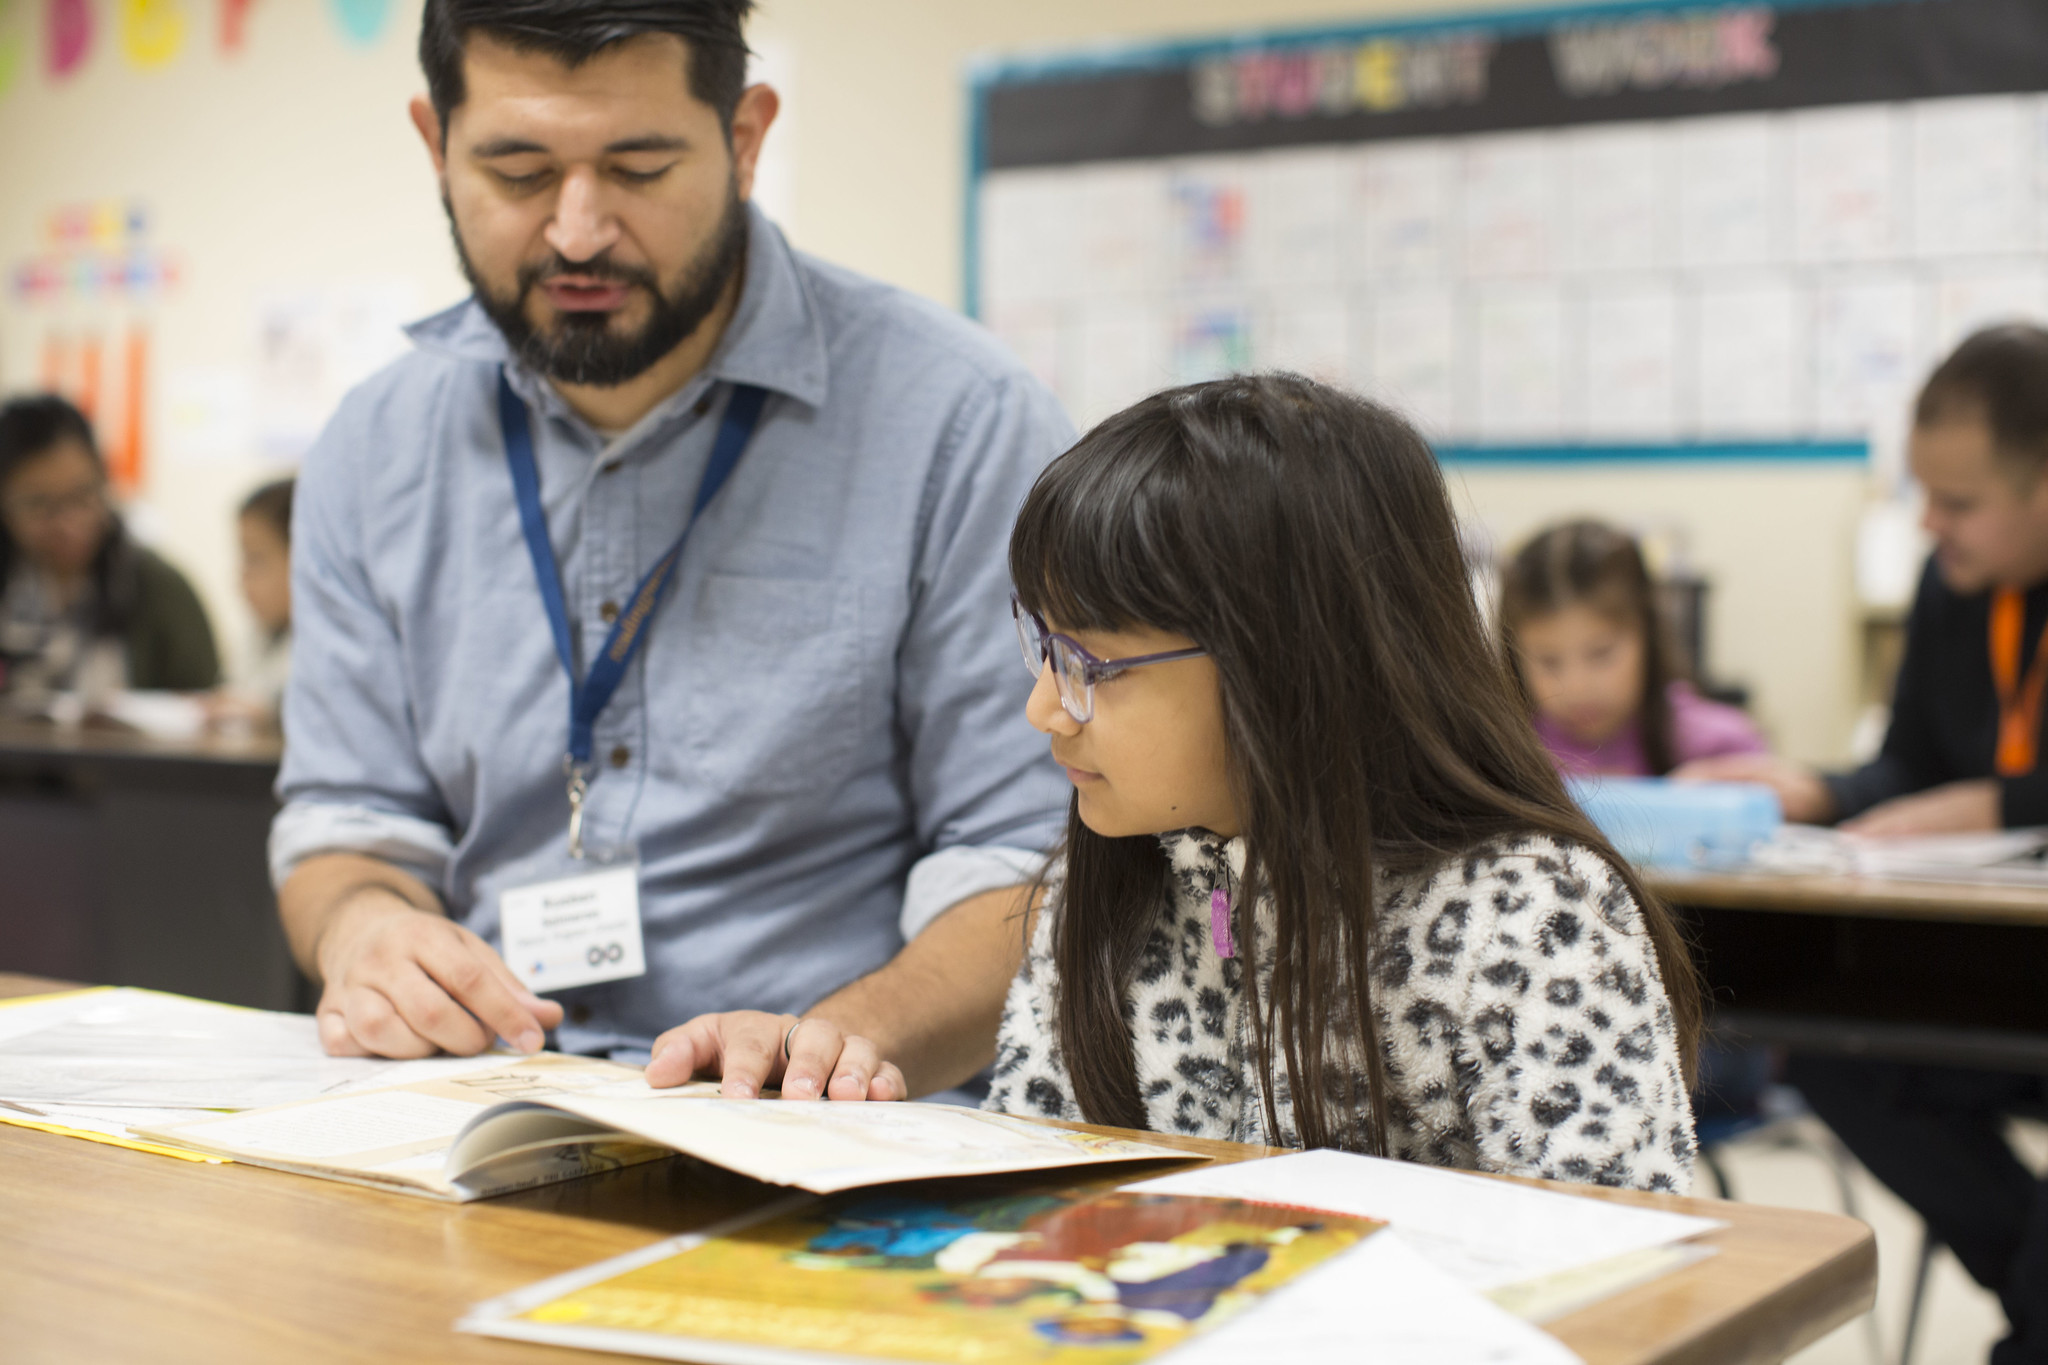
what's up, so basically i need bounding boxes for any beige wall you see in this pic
[0,0,1875,759]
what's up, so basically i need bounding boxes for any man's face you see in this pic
[1911,417,2048,593]
[425,33,762,388]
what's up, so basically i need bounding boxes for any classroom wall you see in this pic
[0,0,1875,760]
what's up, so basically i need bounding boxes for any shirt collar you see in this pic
[402,203,830,412]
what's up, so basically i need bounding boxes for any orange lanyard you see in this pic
[1990,588,2048,776]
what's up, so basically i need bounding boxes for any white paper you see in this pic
[1078,162,1172,297]
[1075,298,1172,429]
[1693,274,1807,437]
[1790,104,1901,264]
[1676,114,1784,269]
[1581,280,1681,439]
[1354,138,1459,281]
[986,304,1064,397]
[1255,290,1352,384]
[1170,158,1253,287]
[1462,133,1561,279]
[977,168,1086,314]
[1812,270,1924,435]
[1166,1231,1584,1365]
[175,1090,484,1161]
[1748,825,2048,882]
[1564,124,1667,274]
[1172,297,1254,386]
[1932,261,2048,354]
[1363,283,1460,437]
[1474,281,1570,439]
[1248,147,1345,288]
[1912,96,2032,258]
[1124,1149,1721,1292]
[0,989,510,1110]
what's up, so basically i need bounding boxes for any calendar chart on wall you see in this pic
[968,0,2048,467]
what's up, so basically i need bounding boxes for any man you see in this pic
[1686,324,2048,1364]
[274,0,1068,1106]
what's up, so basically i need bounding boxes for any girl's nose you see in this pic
[1025,663,1080,735]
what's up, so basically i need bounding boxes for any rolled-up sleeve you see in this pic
[271,389,455,893]
[893,372,1071,907]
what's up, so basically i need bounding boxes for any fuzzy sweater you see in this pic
[984,830,1697,1193]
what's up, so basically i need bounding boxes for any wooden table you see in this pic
[1646,868,2048,1072]
[0,973,1874,1365]
[0,718,299,1010]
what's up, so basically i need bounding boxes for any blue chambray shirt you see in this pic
[272,207,1072,1057]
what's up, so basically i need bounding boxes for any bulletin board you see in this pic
[967,0,2048,466]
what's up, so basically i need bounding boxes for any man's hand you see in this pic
[1838,779,2001,838]
[645,1012,906,1101]
[281,852,563,1059]
[1670,754,1837,824]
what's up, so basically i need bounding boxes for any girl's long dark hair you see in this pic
[1009,375,1702,1154]
[1499,521,1682,776]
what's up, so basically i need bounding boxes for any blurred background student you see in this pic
[204,479,293,732]
[0,394,219,708]
[1500,519,1768,777]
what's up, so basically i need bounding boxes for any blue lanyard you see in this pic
[498,371,768,775]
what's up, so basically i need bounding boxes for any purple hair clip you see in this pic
[1210,887,1236,959]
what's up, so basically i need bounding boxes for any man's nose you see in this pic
[544,166,622,263]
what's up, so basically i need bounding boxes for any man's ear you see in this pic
[410,95,449,179]
[729,84,781,204]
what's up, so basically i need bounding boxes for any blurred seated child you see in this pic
[1500,519,1766,776]
[205,479,292,731]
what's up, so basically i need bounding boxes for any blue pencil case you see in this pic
[1566,776,1782,870]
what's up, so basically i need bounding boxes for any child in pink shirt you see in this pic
[1500,520,1768,777]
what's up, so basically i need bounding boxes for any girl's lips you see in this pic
[1062,765,1103,784]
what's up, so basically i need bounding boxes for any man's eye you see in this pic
[494,168,553,191]
[613,164,674,185]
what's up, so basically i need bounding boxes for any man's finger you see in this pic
[380,959,495,1056]
[870,1063,907,1102]
[336,983,438,1059]
[780,1018,846,1101]
[316,1002,373,1057]
[717,1014,793,1099]
[824,1035,881,1102]
[413,927,548,1053]
[645,1020,714,1088]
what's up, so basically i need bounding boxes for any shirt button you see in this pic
[599,463,620,475]
[694,396,713,417]
[569,1003,593,1026]
[600,600,620,623]
[609,745,631,768]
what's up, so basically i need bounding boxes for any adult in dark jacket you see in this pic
[1685,325,2048,1365]
[0,394,219,699]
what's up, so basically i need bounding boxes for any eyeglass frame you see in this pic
[1011,592,1209,723]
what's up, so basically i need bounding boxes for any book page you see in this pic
[534,1088,1201,1194]
[1124,1149,1721,1292]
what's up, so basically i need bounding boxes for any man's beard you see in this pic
[454,183,748,388]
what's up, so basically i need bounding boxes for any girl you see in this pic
[206,478,294,730]
[1500,520,1766,777]
[985,375,1700,1192]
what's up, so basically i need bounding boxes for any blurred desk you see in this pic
[0,718,301,1010]
[0,975,1873,1365]
[1648,868,2048,1072]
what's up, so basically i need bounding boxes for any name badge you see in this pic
[500,864,647,993]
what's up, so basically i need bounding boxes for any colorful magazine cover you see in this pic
[463,1175,1384,1364]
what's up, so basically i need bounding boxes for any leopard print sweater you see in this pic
[984,830,1696,1193]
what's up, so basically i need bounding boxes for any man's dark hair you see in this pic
[419,1,755,134]
[1916,324,2048,476]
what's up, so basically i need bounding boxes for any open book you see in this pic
[133,1055,1199,1202]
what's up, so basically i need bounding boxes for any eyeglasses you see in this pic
[4,482,105,526]
[1011,593,1208,723]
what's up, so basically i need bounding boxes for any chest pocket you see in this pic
[663,573,863,799]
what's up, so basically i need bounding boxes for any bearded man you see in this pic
[272,0,1069,1105]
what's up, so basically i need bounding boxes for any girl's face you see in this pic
[1515,603,1646,746]
[237,513,291,635]
[1025,618,1239,839]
